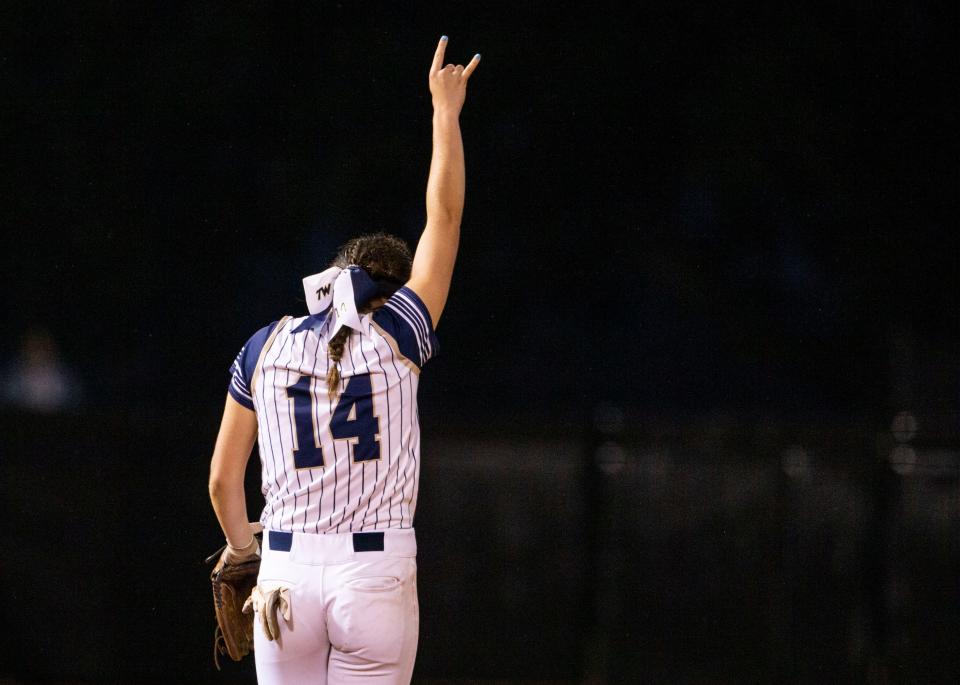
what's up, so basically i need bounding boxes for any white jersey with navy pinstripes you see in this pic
[228,286,438,534]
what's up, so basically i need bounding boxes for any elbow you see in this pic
[428,208,462,231]
[208,471,234,503]
[209,463,244,502]
[208,474,224,503]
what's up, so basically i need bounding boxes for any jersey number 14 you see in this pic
[285,373,381,469]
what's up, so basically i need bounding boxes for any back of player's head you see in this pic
[326,233,413,397]
[330,233,412,287]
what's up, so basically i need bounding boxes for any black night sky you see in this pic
[5,2,957,426]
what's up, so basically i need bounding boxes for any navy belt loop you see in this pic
[269,530,293,552]
[353,532,384,552]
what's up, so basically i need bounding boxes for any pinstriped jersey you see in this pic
[227,286,438,534]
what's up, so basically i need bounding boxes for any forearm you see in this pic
[209,478,254,547]
[208,395,258,547]
[426,108,465,227]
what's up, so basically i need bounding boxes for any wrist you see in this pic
[432,106,461,123]
[227,535,258,555]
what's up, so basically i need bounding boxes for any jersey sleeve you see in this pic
[227,321,280,410]
[372,286,439,369]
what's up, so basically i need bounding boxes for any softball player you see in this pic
[208,37,479,684]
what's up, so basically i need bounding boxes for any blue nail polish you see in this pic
[475,53,481,60]
[441,35,448,41]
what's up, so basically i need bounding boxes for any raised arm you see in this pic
[406,36,480,326]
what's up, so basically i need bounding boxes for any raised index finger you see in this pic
[431,35,448,74]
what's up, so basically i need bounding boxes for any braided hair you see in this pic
[325,233,413,397]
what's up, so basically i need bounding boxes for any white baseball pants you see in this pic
[252,529,419,685]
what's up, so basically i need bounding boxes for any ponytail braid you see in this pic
[326,326,352,398]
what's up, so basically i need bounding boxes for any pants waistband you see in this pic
[263,528,416,564]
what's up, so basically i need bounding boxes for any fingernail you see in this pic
[475,53,481,60]
[441,35,448,41]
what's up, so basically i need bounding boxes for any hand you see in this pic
[223,521,262,565]
[223,537,259,566]
[429,36,480,116]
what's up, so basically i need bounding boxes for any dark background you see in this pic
[2,2,957,683]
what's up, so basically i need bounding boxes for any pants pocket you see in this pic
[346,575,401,592]
[329,563,414,664]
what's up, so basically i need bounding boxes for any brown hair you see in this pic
[326,233,413,397]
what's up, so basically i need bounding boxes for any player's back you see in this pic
[227,286,438,534]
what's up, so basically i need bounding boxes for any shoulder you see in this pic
[243,317,292,359]
[228,317,293,408]
[371,286,439,370]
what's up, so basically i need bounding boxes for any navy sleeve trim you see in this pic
[379,286,439,365]
[372,308,423,369]
[372,286,440,369]
[227,380,255,410]
[226,320,281,409]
